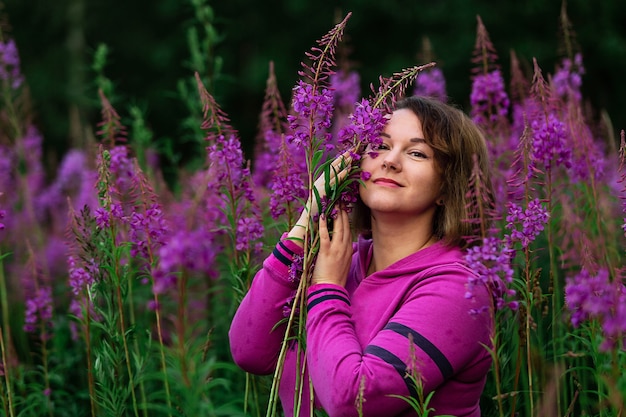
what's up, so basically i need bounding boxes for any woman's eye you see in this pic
[409,151,427,158]
[367,143,387,152]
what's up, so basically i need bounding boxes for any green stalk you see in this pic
[524,255,535,417]
[0,260,15,417]
[132,168,172,415]
[545,170,562,416]
[0,331,14,417]
[115,282,140,417]
[489,319,505,417]
[38,311,53,417]
[112,247,140,417]
[509,331,523,417]
[126,280,148,417]
[84,297,97,417]
[244,373,251,415]
[292,289,309,417]
[152,296,173,415]
[0,356,9,417]
[176,270,190,387]
[265,278,306,417]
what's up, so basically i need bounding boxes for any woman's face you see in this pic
[359,108,443,221]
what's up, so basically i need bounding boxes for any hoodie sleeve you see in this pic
[305,265,492,417]
[228,235,304,375]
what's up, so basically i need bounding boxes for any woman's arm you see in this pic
[228,236,303,374]
[305,269,492,417]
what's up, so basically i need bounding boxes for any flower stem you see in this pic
[126,280,148,417]
[83,294,97,417]
[0,252,15,417]
[113,261,140,417]
[153,298,173,415]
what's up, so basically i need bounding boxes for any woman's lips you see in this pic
[373,178,401,187]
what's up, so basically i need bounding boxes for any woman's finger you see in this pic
[340,209,351,243]
[318,214,330,247]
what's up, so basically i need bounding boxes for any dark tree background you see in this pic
[3,0,625,175]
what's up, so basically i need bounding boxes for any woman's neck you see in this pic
[367,213,436,275]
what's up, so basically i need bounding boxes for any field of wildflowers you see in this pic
[1,4,625,417]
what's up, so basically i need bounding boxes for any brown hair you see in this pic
[353,95,495,248]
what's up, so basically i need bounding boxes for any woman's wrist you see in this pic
[286,213,309,248]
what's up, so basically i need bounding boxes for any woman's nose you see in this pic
[382,153,400,171]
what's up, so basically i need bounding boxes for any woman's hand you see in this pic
[287,152,352,245]
[311,208,353,287]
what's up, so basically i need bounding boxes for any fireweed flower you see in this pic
[207,133,264,255]
[94,207,110,229]
[253,129,285,189]
[128,204,169,260]
[465,237,517,313]
[108,145,136,195]
[282,291,301,318]
[154,229,218,296]
[236,216,264,253]
[93,202,123,230]
[567,124,606,184]
[413,67,447,102]
[208,134,247,183]
[21,126,45,192]
[552,53,584,102]
[333,98,387,211]
[68,255,97,296]
[530,113,572,172]
[505,199,549,248]
[287,81,335,147]
[0,145,13,194]
[330,70,362,149]
[0,38,24,89]
[23,286,53,336]
[269,145,307,220]
[68,296,100,341]
[0,206,5,231]
[470,69,510,125]
[337,98,387,154]
[37,149,98,220]
[330,70,361,109]
[565,268,626,350]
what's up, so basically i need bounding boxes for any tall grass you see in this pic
[0,4,624,417]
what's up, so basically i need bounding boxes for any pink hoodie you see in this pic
[229,235,493,417]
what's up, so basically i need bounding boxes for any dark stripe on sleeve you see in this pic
[364,345,418,399]
[307,294,350,311]
[309,287,346,298]
[385,322,453,380]
[278,240,297,256]
[272,247,292,267]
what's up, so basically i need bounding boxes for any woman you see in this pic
[229,95,495,417]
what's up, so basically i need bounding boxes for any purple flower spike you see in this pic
[68,256,97,296]
[505,199,549,248]
[552,53,585,102]
[470,70,510,125]
[0,208,6,231]
[23,286,54,335]
[337,98,387,152]
[464,237,516,313]
[0,39,25,89]
[565,268,626,350]
[530,113,571,172]
[413,67,447,102]
[288,82,335,148]
[330,70,361,109]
